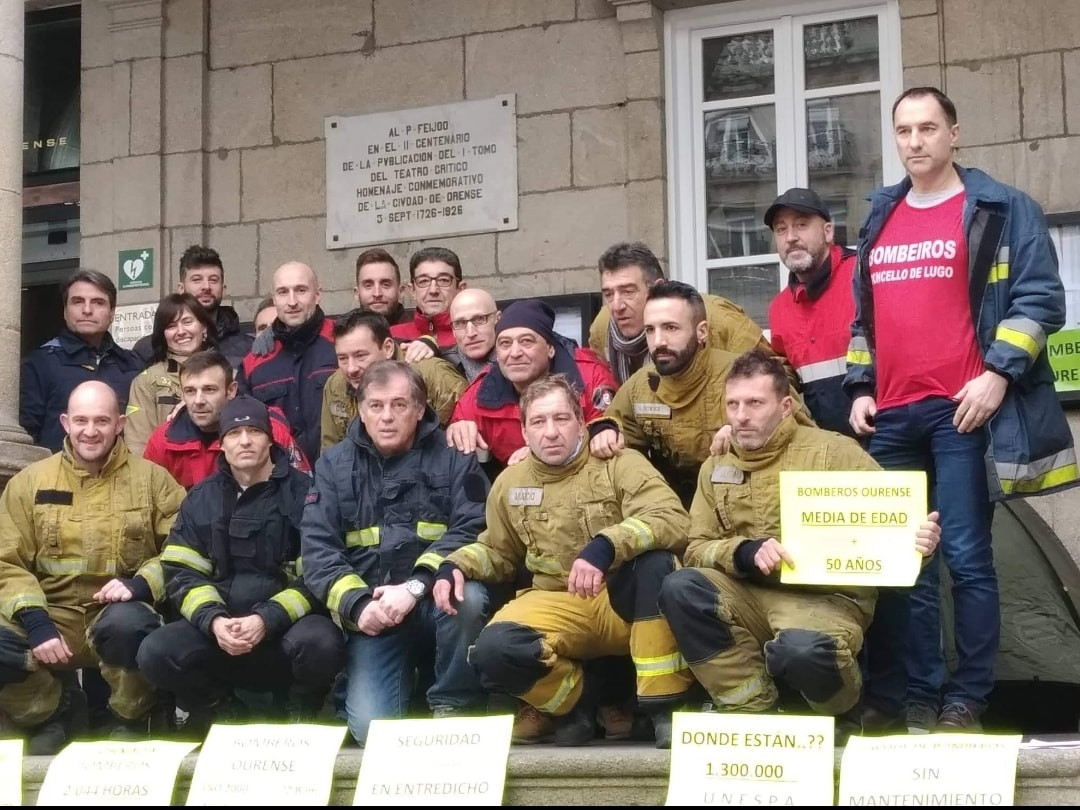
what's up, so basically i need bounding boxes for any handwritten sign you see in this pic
[666,712,834,806]
[0,739,21,806]
[839,733,1021,805]
[37,740,197,805]
[779,470,927,587]
[325,95,518,248]
[186,723,346,806]
[354,715,513,805]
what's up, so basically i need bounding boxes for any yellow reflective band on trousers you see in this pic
[345,527,380,548]
[180,585,224,622]
[482,587,691,717]
[327,573,367,615]
[136,560,165,602]
[417,522,448,542]
[709,670,774,708]
[269,588,312,622]
[620,517,655,553]
[161,544,214,576]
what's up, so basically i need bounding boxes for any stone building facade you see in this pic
[7,0,1080,548]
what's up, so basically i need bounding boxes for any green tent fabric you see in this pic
[940,501,1080,731]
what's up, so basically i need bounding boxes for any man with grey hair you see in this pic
[301,360,491,746]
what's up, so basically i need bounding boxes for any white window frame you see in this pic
[665,0,905,293]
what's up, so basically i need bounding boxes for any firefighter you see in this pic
[435,375,692,749]
[447,300,617,469]
[0,381,185,753]
[320,310,465,452]
[302,360,491,746]
[137,397,344,734]
[657,351,940,723]
[593,281,811,507]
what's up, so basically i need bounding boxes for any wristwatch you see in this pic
[404,578,427,600]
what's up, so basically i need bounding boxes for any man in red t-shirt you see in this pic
[845,87,1075,734]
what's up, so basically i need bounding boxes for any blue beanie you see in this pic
[495,300,558,345]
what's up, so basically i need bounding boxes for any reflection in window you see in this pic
[708,264,777,326]
[705,110,775,178]
[703,31,774,101]
[803,17,879,89]
[1050,223,1080,328]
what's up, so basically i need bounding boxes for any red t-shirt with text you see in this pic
[869,191,984,410]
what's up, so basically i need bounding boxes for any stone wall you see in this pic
[78,0,666,319]
[900,0,1080,563]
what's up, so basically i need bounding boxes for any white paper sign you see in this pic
[666,712,835,806]
[354,715,514,806]
[325,95,518,248]
[185,723,346,806]
[110,303,158,349]
[37,740,198,806]
[0,739,21,806]
[839,734,1021,806]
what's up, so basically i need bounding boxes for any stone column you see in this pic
[0,0,49,484]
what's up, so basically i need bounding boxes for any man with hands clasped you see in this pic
[137,397,343,736]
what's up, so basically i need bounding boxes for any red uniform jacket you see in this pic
[143,405,310,489]
[391,310,456,350]
[768,243,856,436]
[450,341,618,465]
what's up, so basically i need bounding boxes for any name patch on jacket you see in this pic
[711,465,744,485]
[633,402,671,419]
[508,487,543,506]
[35,489,74,505]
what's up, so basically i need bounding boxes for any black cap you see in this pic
[763,188,831,228]
[219,395,272,439]
[495,300,558,345]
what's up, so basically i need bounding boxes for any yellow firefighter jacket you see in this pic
[686,413,880,609]
[124,357,184,456]
[447,446,689,591]
[319,356,466,451]
[604,347,812,505]
[0,439,186,620]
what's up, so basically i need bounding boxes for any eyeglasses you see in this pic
[412,275,457,289]
[451,312,497,332]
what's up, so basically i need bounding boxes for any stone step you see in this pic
[15,741,1080,805]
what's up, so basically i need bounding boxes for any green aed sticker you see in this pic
[1048,328,1080,392]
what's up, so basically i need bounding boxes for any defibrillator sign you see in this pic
[778,470,927,587]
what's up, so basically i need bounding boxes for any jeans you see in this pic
[344,582,490,745]
[863,396,998,713]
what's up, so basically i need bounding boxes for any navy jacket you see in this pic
[844,165,1078,500]
[300,408,490,627]
[237,309,336,464]
[20,328,143,451]
[160,448,321,639]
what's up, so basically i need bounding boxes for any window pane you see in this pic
[704,106,777,260]
[806,92,882,246]
[1050,225,1080,328]
[708,264,778,327]
[703,31,774,101]
[803,17,879,90]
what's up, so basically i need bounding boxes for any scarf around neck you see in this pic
[607,318,649,384]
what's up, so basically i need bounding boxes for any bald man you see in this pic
[0,381,185,752]
[445,288,500,382]
[239,261,337,461]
